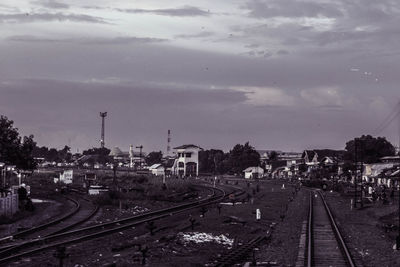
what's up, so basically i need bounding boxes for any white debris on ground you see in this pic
[219,202,243,205]
[119,205,149,215]
[178,232,233,247]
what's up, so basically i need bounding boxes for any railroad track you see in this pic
[214,234,270,267]
[304,190,356,267]
[16,195,98,240]
[0,185,233,265]
[1,194,98,242]
[0,194,99,254]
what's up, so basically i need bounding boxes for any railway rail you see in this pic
[0,185,240,265]
[214,233,270,267]
[305,190,356,267]
[0,194,99,254]
[16,195,98,240]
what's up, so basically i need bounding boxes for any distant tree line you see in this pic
[199,142,260,175]
[33,145,72,162]
[0,115,36,170]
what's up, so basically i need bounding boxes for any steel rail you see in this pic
[215,234,270,267]
[306,191,313,267]
[0,185,229,264]
[11,196,81,239]
[0,197,99,254]
[318,191,356,267]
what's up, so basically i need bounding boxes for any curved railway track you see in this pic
[15,196,98,240]
[305,190,356,267]
[0,185,237,265]
[0,194,99,254]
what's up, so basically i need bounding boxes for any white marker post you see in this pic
[256,208,261,221]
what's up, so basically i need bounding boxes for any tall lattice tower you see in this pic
[99,112,107,148]
[167,129,171,156]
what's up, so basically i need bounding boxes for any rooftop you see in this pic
[174,144,202,150]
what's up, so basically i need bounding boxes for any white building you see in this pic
[172,144,202,177]
[88,185,109,195]
[59,170,73,184]
[149,164,165,176]
[243,167,264,179]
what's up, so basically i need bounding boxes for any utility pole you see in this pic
[136,145,143,169]
[53,246,69,267]
[398,104,400,155]
[397,184,400,250]
[99,112,107,148]
[354,138,357,209]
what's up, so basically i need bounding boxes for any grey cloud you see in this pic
[0,12,108,24]
[276,50,289,55]
[6,35,166,45]
[245,43,260,49]
[115,6,211,17]
[0,4,20,12]
[175,31,214,39]
[7,35,68,43]
[80,36,168,45]
[243,0,343,19]
[32,0,69,9]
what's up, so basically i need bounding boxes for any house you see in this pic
[302,150,319,166]
[172,144,202,177]
[149,164,165,176]
[243,167,264,179]
[381,156,400,164]
[59,170,73,184]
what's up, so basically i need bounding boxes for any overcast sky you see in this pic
[1,0,399,153]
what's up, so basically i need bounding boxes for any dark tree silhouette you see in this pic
[145,151,163,166]
[344,135,395,164]
[0,115,36,170]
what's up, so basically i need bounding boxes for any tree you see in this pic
[33,145,73,163]
[0,115,36,170]
[82,147,110,156]
[344,135,395,164]
[199,149,226,174]
[59,145,72,162]
[145,151,163,166]
[82,147,111,165]
[47,148,59,162]
[268,151,278,161]
[227,142,260,174]
[17,135,37,170]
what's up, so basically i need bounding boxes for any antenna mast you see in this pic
[100,112,107,148]
[167,130,171,156]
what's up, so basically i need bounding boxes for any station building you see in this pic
[172,145,202,177]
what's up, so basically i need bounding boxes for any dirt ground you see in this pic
[0,196,72,238]
[325,192,400,267]
[6,179,310,267]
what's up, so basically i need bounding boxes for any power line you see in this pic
[374,101,400,135]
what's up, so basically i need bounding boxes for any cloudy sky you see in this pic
[1,0,399,153]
